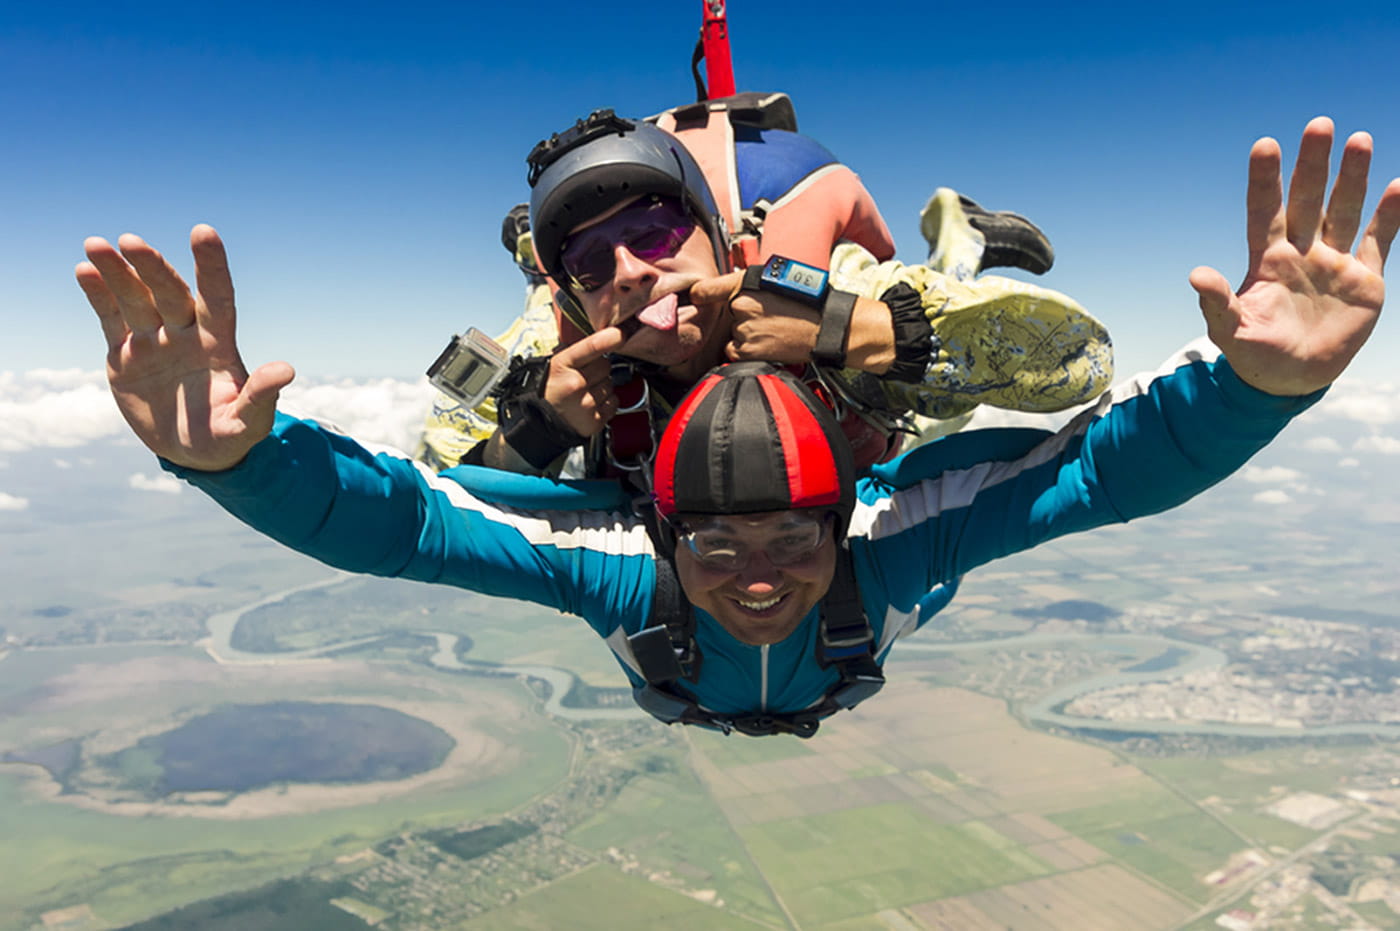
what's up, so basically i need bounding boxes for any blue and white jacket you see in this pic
[167,342,1319,719]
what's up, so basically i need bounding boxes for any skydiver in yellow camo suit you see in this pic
[416,104,1113,478]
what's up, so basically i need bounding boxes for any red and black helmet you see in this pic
[653,362,856,537]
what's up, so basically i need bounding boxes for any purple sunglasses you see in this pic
[558,195,697,292]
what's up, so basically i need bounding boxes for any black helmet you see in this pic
[652,362,856,539]
[526,110,730,304]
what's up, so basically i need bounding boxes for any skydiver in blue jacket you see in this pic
[76,118,1399,736]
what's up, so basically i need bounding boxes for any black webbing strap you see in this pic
[626,555,700,684]
[816,547,871,665]
[627,507,701,688]
[628,626,686,683]
[811,290,857,369]
[739,264,857,370]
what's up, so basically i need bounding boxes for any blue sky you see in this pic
[3,0,1398,383]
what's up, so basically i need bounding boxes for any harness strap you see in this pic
[816,548,871,658]
[627,507,702,686]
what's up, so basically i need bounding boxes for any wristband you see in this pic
[494,356,587,469]
[741,255,859,368]
[461,439,490,467]
[879,282,934,383]
[811,290,857,368]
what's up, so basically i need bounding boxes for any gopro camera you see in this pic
[426,328,511,409]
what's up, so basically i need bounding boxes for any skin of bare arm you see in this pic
[687,271,897,372]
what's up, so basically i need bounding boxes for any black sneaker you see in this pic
[921,188,1055,277]
[959,193,1054,276]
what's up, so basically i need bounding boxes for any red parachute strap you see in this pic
[699,0,736,99]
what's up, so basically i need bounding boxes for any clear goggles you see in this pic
[673,511,835,572]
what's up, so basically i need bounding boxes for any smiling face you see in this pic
[563,196,728,380]
[672,510,839,645]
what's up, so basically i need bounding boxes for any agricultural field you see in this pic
[685,683,1202,929]
[4,434,1398,929]
[5,634,1398,929]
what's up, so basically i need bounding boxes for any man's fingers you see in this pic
[547,327,622,414]
[1322,132,1372,254]
[119,233,198,330]
[1188,265,1235,325]
[191,225,237,331]
[236,361,296,420]
[1284,116,1335,251]
[587,380,618,413]
[84,235,162,332]
[688,270,744,306]
[556,324,627,367]
[1245,137,1284,263]
[1358,177,1400,274]
[76,260,131,351]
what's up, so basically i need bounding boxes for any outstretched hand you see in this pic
[76,225,294,471]
[1191,116,1400,395]
[542,325,629,438]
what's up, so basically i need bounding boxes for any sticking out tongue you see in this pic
[636,292,679,330]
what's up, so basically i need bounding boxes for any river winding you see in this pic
[206,576,1399,738]
[204,574,642,721]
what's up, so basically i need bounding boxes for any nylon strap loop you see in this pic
[812,290,856,369]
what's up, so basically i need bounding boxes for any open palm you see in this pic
[1190,117,1400,395]
[76,225,294,471]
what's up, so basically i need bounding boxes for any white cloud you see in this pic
[1237,464,1312,498]
[128,473,183,495]
[0,370,124,452]
[12,368,105,392]
[281,377,437,452]
[1302,436,1341,452]
[1310,380,1400,426]
[0,492,30,511]
[1239,465,1303,484]
[1354,435,1400,455]
[1338,458,1360,468]
[0,370,437,456]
